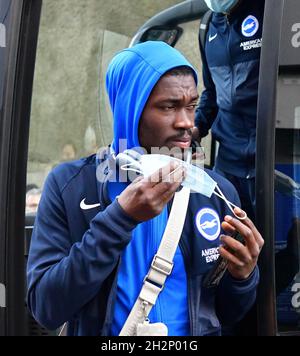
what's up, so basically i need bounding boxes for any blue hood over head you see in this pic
[106,41,198,154]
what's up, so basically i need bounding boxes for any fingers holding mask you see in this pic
[150,162,186,196]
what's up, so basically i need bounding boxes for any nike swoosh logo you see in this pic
[80,199,101,210]
[209,33,218,42]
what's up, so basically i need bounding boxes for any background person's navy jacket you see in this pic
[27,153,259,336]
[196,0,265,178]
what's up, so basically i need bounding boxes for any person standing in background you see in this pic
[195,0,265,221]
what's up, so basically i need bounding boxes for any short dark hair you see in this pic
[164,66,195,78]
[26,184,39,193]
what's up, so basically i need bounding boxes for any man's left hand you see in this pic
[219,208,264,280]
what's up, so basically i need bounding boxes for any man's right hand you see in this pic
[118,162,185,222]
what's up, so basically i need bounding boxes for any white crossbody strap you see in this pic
[119,186,191,336]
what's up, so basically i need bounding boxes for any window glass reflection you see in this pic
[275,76,300,332]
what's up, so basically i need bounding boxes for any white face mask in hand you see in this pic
[204,0,240,13]
[116,151,247,220]
[141,154,217,198]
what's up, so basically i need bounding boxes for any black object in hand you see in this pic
[203,231,245,289]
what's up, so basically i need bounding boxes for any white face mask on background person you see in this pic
[116,150,247,220]
[204,0,240,13]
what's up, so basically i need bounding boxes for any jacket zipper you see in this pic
[226,13,252,174]
[225,15,235,104]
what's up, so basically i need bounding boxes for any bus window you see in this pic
[274,74,300,334]
[27,0,183,196]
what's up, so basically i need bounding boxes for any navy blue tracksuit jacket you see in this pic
[27,153,259,336]
[196,0,265,178]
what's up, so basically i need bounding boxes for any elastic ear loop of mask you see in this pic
[110,151,142,174]
[120,163,143,175]
[121,162,185,182]
[213,185,247,221]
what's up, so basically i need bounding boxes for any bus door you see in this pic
[256,0,300,336]
[0,0,42,336]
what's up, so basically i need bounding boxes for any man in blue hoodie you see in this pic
[27,41,264,336]
[195,0,265,221]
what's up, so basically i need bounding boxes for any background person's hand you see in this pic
[219,208,264,280]
[192,126,200,141]
[191,127,205,162]
[118,162,185,222]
